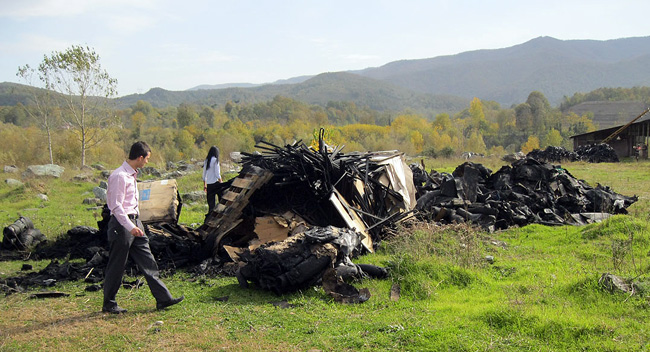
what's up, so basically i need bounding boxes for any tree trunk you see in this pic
[81,128,86,167]
[46,127,53,164]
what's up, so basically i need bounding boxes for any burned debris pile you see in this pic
[196,138,415,299]
[0,219,203,294]
[574,143,620,163]
[1,225,107,294]
[201,139,415,245]
[2,137,415,297]
[0,138,638,298]
[413,158,637,231]
[236,226,387,301]
[526,144,620,163]
[526,146,579,163]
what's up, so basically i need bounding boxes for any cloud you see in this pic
[105,14,158,34]
[151,44,237,71]
[0,0,159,19]
[0,0,94,18]
[0,33,72,54]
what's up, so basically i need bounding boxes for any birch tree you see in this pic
[38,45,117,166]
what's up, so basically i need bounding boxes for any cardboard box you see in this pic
[138,179,181,224]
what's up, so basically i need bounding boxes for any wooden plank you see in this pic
[232,177,253,189]
[223,245,244,261]
[222,191,239,201]
[329,189,373,253]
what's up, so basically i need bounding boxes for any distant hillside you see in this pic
[188,83,261,90]
[4,36,650,114]
[568,101,648,129]
[115,72,469,113]
[0,82,39,106]
[356,36,650,106]
[187,75,314,91]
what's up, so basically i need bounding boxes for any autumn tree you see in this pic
[467,131,487,154]
[515,103,533,134]
[38,45,118,166]
[526,91,552,133]
[2,104,27,126]
[433,113,452,132]
[177,103,198,129]
[174,129,195,158]
[468,97,487,132]
[541,128,563,148]
[130,111,146,139]
[200,106,216,128]
[521,135,540,154]
[131,100,155,119]
[565,112,597,135]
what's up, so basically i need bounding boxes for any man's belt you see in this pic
[127,214,139,220]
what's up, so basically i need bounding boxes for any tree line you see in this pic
[0,45,603,168]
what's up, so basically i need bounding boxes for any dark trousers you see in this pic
[206,182,222,213]
[103,216,172,308]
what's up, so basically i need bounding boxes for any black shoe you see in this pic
[156,295,184,310]
[102,305,127,314]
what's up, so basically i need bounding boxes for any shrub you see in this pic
[439,146,455,158]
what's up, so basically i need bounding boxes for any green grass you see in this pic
[0,172,100,239]
[2,160,650,351]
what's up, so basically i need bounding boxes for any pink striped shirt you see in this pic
[107,161,139,232]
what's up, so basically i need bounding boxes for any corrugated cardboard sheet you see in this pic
[138,179,180,223]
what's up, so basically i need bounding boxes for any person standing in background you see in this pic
[203,146,223,215]
[103,141,184,314]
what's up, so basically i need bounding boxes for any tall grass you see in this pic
[1,160,650,351]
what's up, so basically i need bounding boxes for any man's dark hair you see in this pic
[128,141,151,160]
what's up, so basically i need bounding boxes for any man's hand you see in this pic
[130,227,145,237]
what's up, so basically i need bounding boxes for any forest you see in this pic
[0,89,611,168]
[1,90,607,169]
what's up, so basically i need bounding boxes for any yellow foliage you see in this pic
[488,145,506,157]
[437,134,452,150]
[392,114,429,131]
[521,135,540,154]
[409,130,425,154]
[542,128,563,148]
[0,124,48,165]
[310,128,337,151]
[433,113,452,131]
[466,131,487,154]
[469,97,486,128]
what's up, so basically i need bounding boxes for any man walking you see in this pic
[103,141,184,314]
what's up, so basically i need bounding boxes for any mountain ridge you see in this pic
[2,36,649,112]
[355,36,650,105]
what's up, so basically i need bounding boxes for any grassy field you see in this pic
[1,157,649,351]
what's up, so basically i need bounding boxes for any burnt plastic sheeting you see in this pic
[0,223,203,294]
[575,143,619,163]
[413,158,637,231]
[236,226,383,295]
[527,144,619,163]
[2,217,46,251]
[527,146,579,163]
[236,233,334,295]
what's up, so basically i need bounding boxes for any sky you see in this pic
[1,0,649,97]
